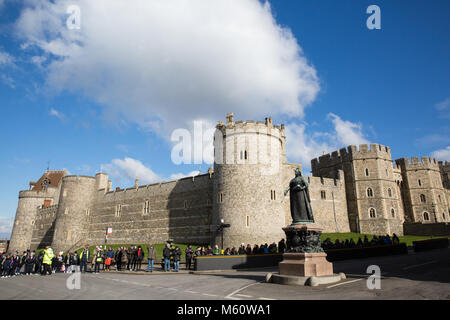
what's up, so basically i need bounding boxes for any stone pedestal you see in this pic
[279,252,333,277]
[279,224,333,278]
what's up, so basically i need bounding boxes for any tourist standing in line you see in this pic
[134,246,144,271]
[147,244,157,272]
[121,247,129,271]
[25,252,35,275]
[79,246,90,273]
[42,246,54,276]
[173,246,181,272]
[115,247,122,271]
[185,245,193,270]
[163,244,171,272]
[94,248,103,274]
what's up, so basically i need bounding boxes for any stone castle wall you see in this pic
[30,204,58,250]
[87,174,213,249]
[307,171,350,233]
[10,115,450,252]
[311,144,405,235]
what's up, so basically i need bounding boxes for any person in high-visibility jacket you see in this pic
[42,246,54,275]
[94,248,103,274]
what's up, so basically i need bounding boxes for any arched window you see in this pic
[369,208,376,218]
[418,179,422,187]
[321,190,326,200]
[438,195,442,203]
[365,168,369,177]
[423,212,430,221]
[388,188,392,197]
[443,213,446,221]
[420,194,426,203]
[367,188,374,198]
[244,150,248,160]
[391,208,395,218]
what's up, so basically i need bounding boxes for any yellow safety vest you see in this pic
[43,248,54,265]
[96,251,103,262]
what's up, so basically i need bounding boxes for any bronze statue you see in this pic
[284,168,315,224]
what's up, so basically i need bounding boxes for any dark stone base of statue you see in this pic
[283,223,323,253]
[278,224,334,277]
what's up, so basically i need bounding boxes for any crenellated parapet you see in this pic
[216,112,286,141]
[395,156,441,171]
[311,143,392,172]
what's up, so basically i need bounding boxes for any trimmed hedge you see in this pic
[193,244,408,271]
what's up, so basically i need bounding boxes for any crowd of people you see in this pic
[321,234,400,250]
[0,234,401,276]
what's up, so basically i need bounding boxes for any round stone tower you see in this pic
[212,113,287,248]
[52,175,97,253]
[8,190,47,253]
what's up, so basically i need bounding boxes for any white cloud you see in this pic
[170,171,201,180]
[435,98,450,119]
[101,157,161,186]
[0,50,14,66]
[431,146,450,162]
[285,122,333,170]
[327,113,369,146]
[15,0,319,137]
[286,113,370,171]
[49,108,66,121]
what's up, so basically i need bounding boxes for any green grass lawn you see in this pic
[321,232,443,247]
[73,243,203,262]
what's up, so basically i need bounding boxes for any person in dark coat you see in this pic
[134,246,144,271]
[35,251,43,274]
[11,254,18,277]
[278,239,286,253]
[185,245,194,270]
[1,254,12,277]
[115,248,123,271]
[25,253,36,275]
[127,246,134,271]
[163,244,171,272]
[172,247,181,272]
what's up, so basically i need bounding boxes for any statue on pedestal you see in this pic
[284,168,314,224]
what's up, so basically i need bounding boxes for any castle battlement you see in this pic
[395,156,440,170]
[311,143,392,170]
[19,189,55,198]
[62,175,96,182]
[216,112,285,139]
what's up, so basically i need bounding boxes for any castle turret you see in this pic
[312,144,404,235]
[212,113,287,248]
[9,191,48,253]
[52,175,98,252]
[9,171,65,253]
[396,157,448,223]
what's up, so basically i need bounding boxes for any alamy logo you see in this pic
[366,5,381,30]
[66,266,81,290]
[66,5,81,30]
[366,265,381,289]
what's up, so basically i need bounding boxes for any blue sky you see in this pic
[0,0,449,238]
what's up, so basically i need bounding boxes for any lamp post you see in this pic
[217,219,231,250]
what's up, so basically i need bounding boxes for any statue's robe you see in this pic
[289,176,314,223]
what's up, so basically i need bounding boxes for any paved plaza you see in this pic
[0,249,448,300]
